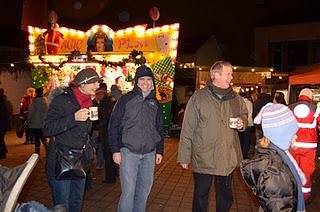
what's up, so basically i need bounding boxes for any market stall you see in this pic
[28,22,179,130]
[288,63,320,104]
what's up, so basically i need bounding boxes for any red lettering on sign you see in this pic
[61,39,84,51]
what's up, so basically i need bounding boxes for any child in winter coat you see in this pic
[240,103,306,212]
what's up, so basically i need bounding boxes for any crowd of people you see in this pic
[0,61,319,212]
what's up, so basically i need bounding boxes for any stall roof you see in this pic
[289,63,320,85]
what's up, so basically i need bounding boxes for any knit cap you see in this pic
[254,103,299,150]
[134,66,154,84]
[73,68,100,86]
[299,88,313,100]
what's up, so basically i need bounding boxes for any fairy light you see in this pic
[154,27,160,33]
[170,51,177,59]
[102,25,109,33]
[35,27,42,33]
[109,31,115,38]
[28,26,34,33]
[125,27,133,34]
[146,29,154,35]
[116,30,124,36]
[170,41,178,49]
[77,31,85,37]
[69,29,76,35]
[161,25,169,31]
[172,31,179,39]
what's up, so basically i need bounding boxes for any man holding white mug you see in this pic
[178,61,248,212]
[43,68,100,212]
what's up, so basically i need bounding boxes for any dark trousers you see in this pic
[0,130,8,159]
[239,126,252,159]
[30,128,46,150]
[192,172,233,212]
[103,146,116,182]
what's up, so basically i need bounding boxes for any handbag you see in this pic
[55,145,86,180]
[54,136,94,180]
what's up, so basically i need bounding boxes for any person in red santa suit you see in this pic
[289,88,320,203]
[43,23,64,54]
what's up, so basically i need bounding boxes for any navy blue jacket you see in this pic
[108,86,164,155]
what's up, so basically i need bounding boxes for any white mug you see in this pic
[89,107,98,121]
[229,118,238,129]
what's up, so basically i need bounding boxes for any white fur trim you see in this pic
[294,104,310,118]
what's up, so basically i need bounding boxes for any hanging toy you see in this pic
[43,10,64,54]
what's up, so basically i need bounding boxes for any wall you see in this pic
[255,22,320,66]
[0,71,33,115]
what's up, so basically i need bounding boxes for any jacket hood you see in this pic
[133,66,156,97]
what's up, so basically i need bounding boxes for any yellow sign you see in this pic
[28,24,179,61]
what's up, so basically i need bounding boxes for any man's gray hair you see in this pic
[210,61,232,80]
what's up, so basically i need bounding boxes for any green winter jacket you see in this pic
[178,86,248,176]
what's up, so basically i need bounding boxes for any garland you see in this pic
[38,49,146,71]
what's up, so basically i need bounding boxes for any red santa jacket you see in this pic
[289,95,320,148]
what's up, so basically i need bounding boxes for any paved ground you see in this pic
[1,131,320,211]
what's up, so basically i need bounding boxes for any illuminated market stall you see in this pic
[28,22,179,131]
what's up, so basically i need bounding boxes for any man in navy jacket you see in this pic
[109,65,164,212]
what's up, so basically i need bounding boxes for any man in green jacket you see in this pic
[178,61,248,212]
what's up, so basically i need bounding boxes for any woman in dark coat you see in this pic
[0,88,11,159]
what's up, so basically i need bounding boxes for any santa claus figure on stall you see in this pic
[289,88,320,204]
[43,10,63,55]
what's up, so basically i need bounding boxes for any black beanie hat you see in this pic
[35,87,44,96]
[134,66,154,84]
[73,68,100,86]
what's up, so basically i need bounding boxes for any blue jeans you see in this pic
[118,147,156,212]
[47,175,86,212]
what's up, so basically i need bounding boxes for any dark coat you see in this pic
[43,87,92,148]
[0,95,11,132]
[98,96,114,151]
[240,145,297,211]
[43,87,92,176]
[108,86,164,155]
[253,93,272,119]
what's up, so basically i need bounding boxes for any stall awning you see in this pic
[289,63,320,85]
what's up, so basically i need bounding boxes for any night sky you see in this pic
[2,0,320,65]
[45,0,320,64]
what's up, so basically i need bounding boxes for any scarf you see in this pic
[72,87,93,109]
[270,143,306,212]
[208,83,235,101]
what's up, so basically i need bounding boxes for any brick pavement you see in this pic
[1,131,319,211]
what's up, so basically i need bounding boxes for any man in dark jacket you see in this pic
[109,65,164,212]
[43,68,100,212]
[0,88,11,159]
[27,87,48,154]
[253,87,272,142]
